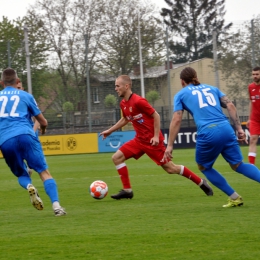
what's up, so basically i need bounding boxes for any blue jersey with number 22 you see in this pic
[0,86,42,146]
[174,83,228,133]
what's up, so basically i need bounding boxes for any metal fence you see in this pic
[42,106,249,135]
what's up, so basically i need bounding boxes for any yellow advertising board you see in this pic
[40,133,98,155]
[0,133,98,158]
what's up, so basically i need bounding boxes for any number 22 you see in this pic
[0,95,20,117]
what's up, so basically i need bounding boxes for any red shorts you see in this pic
[249,120,260,135]
[119,138,166,165]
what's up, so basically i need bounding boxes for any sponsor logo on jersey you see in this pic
[133,113,142,119]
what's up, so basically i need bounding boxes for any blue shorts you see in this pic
[0,134,48,177]
[196,122,243,169]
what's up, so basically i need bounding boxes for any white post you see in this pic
[213,30,220,89]
[24,25,33,94]
[138,12,145,98]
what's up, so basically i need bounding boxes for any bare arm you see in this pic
[246,100,252,129]
[99,117,129,139]
[33,119,40,132]
[150,111,160,146]
[220,96,242,130]
[220,96,247,143]
[34,113,48,135]
[163,110,183,160]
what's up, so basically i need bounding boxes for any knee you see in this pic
[250,135,259,144]
[198,164,205,171]
[111,154,117,164]
[112,153,124,165]
[162,162,180,174]
[230,162,241,171]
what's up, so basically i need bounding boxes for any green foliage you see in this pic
[104,94,117,108]
[96,0,165,76]
[218,16,260,101]
[62,101,74,112]
[161,0,232,63]
[146,90,160,106]
[0,147,260,259]
[0,15,51,100]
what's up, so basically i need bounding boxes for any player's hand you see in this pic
[40,126,47,135]
[150,136,159,146]
[163,145,173,162]
[99,130,111,140]
[237,129,248,144]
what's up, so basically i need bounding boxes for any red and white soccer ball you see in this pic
[89,180,108,200]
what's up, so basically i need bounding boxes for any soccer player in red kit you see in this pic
[99,75,213,199]
[247,66,260,164]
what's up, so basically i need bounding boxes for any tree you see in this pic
[95,0,165,76]
[217,17,260,103]
[26,0,166,114]
[160,0,232,63]
[146,90,160,107]
[104,94,117,108]
[27,0,107,111]
[0,16,51,99]
[62,101,74,112]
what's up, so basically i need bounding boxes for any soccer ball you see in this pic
[89,180,108,200]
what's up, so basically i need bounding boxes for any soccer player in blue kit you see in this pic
[163,67,260,207]
[0,68,66,216]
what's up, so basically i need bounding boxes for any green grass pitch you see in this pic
[0,146,260,259]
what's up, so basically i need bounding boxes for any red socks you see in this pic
[248,155,256,165]
[180,166,202,185]
[116,163,131,189]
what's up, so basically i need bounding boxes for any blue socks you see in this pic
[202,162,260,196]
[236,162,260,182]
[202,168,235,196]
[44,178,59,203]
[18,175,32,189]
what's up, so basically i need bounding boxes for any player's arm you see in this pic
[99,117,129,139]
[221,96,247,143]
[33,119,40,132]
[164,110,183,160]
[34,113,48,135]
[246,97,252,129]
[150,111,160,146]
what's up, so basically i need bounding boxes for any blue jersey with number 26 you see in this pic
[0,86,42,146]
[174,83,228,134]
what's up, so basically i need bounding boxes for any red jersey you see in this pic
[120,93,164,144]
[248,82,260,122]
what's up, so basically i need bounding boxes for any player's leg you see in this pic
[143,141,213,195]
[248,134,258,164]
[0,135,43,210]
[110,139,143,200]
[38,170,66,216]
[224,133,260,183]
[196,124,243,204]
[205,125,244,207]
[161,162,213,195]
[23,135,65,216]
[248,120,260,164]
